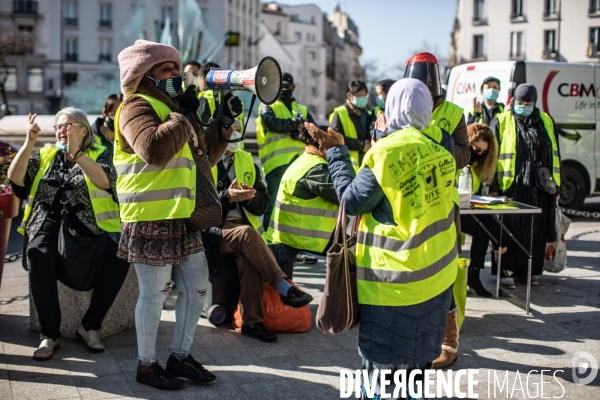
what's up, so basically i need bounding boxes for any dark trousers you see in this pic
[28,219,130,340]
[220,221,286,325]
[460,214,501,270]
[263,163,292,231]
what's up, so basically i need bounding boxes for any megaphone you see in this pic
[205,56,282,105]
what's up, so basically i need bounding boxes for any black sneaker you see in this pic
[241,323,278,343]
[136,362,184,390]
[165,354,216,383]
[280,285,313,308]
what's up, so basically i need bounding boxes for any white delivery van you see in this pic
[447,61,600,209]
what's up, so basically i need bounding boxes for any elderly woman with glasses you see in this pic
[490,83,563,288]
[8,108,129,361]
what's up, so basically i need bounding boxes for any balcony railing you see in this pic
[65,53,78,62]
[13,1,37,14]
[64,18,78,26]
[99,19,112,28]
[588,42,600,56]
[510,12,525,20]
[543,10,559,18]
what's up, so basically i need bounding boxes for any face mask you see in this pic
[514,104,534,117]
[105,116,115,131]
[483,88,499,102]
[352,95,368,109]
[279,89,293,102]
[226,131,243,152]
[469,150,481,165]
[55,141,68,151]
[376,96,385,108]
[154,76,183,98]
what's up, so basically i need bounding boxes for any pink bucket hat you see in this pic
[118,40,182,96]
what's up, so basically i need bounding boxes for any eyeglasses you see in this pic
[472,145,488,155]
[53,122,80,132]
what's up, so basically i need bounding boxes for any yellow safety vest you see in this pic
[198,90,245,132]
[356,127,458,306]
[113,93,197,222]
[18,145,121,234]
[256,101,307,175]
[470,104,504,124]
[211,150,264,236]
[265,152,339,253]
[496,111,561,191]
[431,101,464,134]
[329,105,360,173]
[456,163,482,195]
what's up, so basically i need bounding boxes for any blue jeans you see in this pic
[134,251,208,365]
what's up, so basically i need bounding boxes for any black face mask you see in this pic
[469,150,481,165]
[105,116,115,131]
[279,89,293,102]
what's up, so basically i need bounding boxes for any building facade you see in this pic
[450,0,600,66]
[0,0,262,115]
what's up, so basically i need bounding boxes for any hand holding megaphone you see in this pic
[220,92,243,129]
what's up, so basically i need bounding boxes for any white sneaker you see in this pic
[76,325,105,352]
[500,277,516,289]
[33,338,60,360]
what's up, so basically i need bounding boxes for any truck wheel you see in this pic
[207,304,227,326]
[559,166,586,210]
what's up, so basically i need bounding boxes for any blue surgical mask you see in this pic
[513,104,534,117]
[483,88,499,102]
[154,76,183,98]
[376,96,385,108]
[352,95,368,109]
[55,141,68,151]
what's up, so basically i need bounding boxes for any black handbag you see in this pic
[56,157,108,291]
[201,226,222,277]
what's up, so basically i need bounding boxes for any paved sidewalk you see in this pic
[1,219,599,399]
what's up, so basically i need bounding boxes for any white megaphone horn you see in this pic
[205,56,282,105]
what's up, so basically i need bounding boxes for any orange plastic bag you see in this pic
[232,281,311,333]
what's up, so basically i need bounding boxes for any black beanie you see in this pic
[514,84,537,104]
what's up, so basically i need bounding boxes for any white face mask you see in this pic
[226,131,243,152]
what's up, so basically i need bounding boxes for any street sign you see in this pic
[226,31,240,47]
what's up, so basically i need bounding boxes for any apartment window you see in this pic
[310,69,317,78]
[473,0,485,23]
[162,6,172,25]
[510,31,523,58]
[544,0,557,17]
[473,35,484,58]
[65,37,78,61]
[0,67,17,93]
[544,30,556,56]
[295,31,301,41]
[275,21,281,35]
[310,16,315,24]
[589,27,600,56]
[99,3,112,28]
[306,32,310,41]
[64,72,78,86]
[308,50,316,60]
[64,2,78,26]
[591,0,600,14]
[511,0,524,19]
[27,68,43,93]
[310,87,317,96]
[18,25,34,53]
[99,38,111,62]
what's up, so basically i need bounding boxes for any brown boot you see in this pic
[432,309,459,369]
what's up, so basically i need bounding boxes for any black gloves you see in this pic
[220,92,243,128]
[177,85,200,114]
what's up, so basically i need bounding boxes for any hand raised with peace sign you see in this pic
[26,113,41,144]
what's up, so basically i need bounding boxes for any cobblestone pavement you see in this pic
[1,215,599,399]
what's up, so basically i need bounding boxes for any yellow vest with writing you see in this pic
[211,150,264,236]
[18,145,120,234]
[356,127,458,306]
[113,93,196,222]
[256,101,308,175]
[496,111,561,191]
[265,152,339,253]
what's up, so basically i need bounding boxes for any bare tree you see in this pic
[0,26,36,117]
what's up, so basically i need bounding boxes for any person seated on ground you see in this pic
[211,130,313,343]
[459,123,501,298]
[265,126,340,257]
[91,93,123,151]
[8,109,128,360]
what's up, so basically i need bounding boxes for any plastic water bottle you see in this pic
[458,167,472,193]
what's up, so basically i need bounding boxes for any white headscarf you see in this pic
[385,78,433,132]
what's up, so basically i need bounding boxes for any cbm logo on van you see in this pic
[456,82,477,94]
[557,83,598,97]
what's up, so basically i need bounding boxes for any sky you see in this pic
[279,0,457,80]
